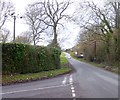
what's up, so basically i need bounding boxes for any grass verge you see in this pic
[60,52,68,65]
[2,52,72,85]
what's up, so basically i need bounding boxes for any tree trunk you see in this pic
[33,38,36,45]
[33,30,36,45]
[52,24,61,69]
[113,2,120,67]
[51,24,58,47]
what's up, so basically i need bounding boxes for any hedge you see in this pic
[2,43,61,74]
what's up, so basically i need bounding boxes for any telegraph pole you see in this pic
[11,12,22,42]
[94,40,96,62]
[13,15,16,42]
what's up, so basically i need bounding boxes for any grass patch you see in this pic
[2,67,71,85]
[2,52,72,85]
[60,52,68,65]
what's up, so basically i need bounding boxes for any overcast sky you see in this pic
[4,0,105,49]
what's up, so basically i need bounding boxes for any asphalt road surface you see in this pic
[2,52,119,99]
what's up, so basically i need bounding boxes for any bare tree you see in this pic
[36,0,70,47]
[25,3,48,45]
[15,31,32,44]
[0,0,14,29]
[87,2,120,63]
[0,28,11,43]
[110,2,120,63]
[74,1,120,65]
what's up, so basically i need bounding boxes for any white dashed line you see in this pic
[69,75,73,84]
[72,89,75,93]
[62,74,76,98]
[62,76,67,85]
[69,75,76,99]
[69,78,73,83]
[72,93,76,97]
[71,86,74,90]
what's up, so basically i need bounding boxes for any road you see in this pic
[2,52,119,99]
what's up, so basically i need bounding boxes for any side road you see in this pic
[2,52,119,98]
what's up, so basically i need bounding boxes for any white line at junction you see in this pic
[62,76,67,85]
[2,84,70,95]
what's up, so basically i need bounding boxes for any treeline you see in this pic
[75,28,119,65]
[2,43,61,74]
[72,2,120,67]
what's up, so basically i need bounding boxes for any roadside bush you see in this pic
[51,47,61,69]
[2,43,61,74]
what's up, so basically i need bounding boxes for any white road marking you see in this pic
[62,76,67,85]
[72,93,76,97]
[71,86,74,90]
[69,75,76,98]
[69,78,73,83]
[69,75,73,83]
[72,89,75,93]
[2,84,70,95]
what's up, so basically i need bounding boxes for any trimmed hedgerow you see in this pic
[2,43,61,74]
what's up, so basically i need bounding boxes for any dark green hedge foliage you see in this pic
[2,43,61,74]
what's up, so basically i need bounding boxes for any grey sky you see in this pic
[4,0,80,49]
[4,0,106,49]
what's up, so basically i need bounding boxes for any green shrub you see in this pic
[51,47,61,69]
[2,43,61,74]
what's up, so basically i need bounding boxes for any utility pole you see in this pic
[3,12,22,43]
[10,12,22,43]
[94,40,96,62]
[13,15,16,42]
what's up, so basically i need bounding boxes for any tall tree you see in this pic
[73,1,120,65]
[25,3,48,45]
[111,2,120,64]
[37,0,70,47]
[0,0,14,29]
